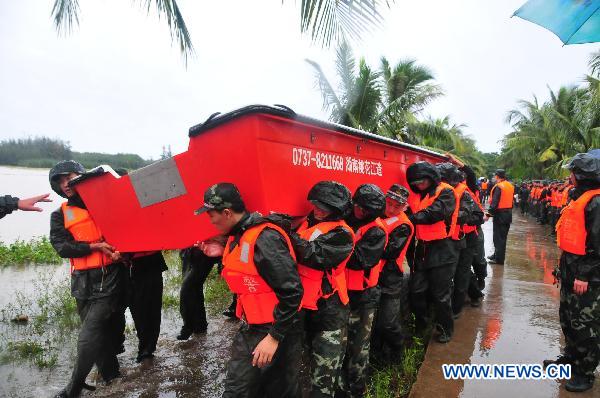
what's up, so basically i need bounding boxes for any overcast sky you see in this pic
[1,0,597,160]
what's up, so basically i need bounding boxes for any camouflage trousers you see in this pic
[559,283,600,378]
[339,307,376,397]
[306,327,348,398]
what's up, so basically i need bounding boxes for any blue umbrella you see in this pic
[588,148,600,158]
[514,0,600,45]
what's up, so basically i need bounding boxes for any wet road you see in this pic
[410,212,600,398]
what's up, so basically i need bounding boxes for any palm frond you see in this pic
[299,0,391,47]
[51,0,80,34]
[589,50,600,77]
[142,0,194,62]
[305,58,344,121]
[51,0,193,61]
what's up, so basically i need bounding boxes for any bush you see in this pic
[0,237,63,266]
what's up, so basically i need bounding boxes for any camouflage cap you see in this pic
[386,183,409,205]
[195,183,245,215]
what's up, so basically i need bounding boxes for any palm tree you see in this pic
[306,41,382,131]
[51,0,194,61]
[590,50,600,77]
[378,57,443,140]
[51,1,395,61]
[299,0,393,47]
[407,116,485,174]
[501,81,600,179]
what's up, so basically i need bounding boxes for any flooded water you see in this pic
[0,261,239,398]
[410,213,600,398]
[0,166,60,242]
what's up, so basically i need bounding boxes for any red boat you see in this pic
[71,105,446,252]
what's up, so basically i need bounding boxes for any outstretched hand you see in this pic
[18,193,52,212]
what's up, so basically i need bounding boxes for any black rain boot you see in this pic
[565,373,593,393]
[542,355,571,369]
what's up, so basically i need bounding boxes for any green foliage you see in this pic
[204,268,231,315]
[51,0,194,62]
[366,336,427,398]
[0,340,58,369]
[307,43,485,170]
[0,270,76,369]
[0,136,152,171]
[298,1,391,47]
[500,66,600,180]
[162,251,183,309]
[0,237,63,266]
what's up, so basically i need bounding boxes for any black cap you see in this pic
[495,169,506,179]
[195,183,245,215]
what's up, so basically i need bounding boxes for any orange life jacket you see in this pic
[221,222,296,324]
[382,212,414,273]
[346,218,389,291]
[550,190,558,207]
[481,181,489,190]
[451,183,471,240]
[556,189,600,256]
[462,186,481,235]
[62,202,113,272]
[489,180,514,209]
[561,186,572,207]
[296,219,355,310]
[414,182,457,241]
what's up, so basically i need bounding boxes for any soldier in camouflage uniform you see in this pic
[371,184,413,364]
[545,153,600,393]
[289,181,355,398]
[338,185,387,397]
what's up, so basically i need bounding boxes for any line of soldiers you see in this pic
[6,152,597,396]
[518,179,573,234]
[190,158,499,398]
[39,155,515,398]
[518,152,600,394]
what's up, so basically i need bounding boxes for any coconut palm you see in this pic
[51,0,394,61]
[590,50,600,77]
[306,41,382,131]
[299,0,393,47]
[501,81,600,179]
[378,57,443,139]
[407,116,485,174]
[51,0,194,61]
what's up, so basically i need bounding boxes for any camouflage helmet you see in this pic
[307,181,352,217]
[352,184,385,215]
[436,162,462,185]
[49,160,86,198]
[563,153,600,183]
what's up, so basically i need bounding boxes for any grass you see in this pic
[0,340,58,369]
[161,250,231,314]
[162,251,183,309]
[366,320,429,398]
[0,269,78,369]
[0,237,63,266]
